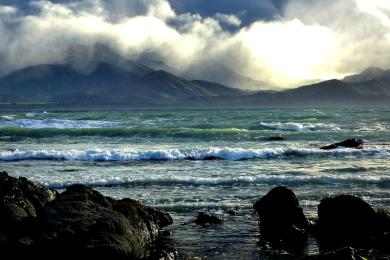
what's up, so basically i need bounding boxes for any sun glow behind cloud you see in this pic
[0,0,390,89]
[241,19,336,85]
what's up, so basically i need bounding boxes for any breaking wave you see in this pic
[0,119,121,129]
[258,122,341,132]
[43,174,390,189]
[0,146,388,162]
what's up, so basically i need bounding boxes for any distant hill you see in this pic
[343,67,390,83]
[0,59,389,107]
[0,62,139,100]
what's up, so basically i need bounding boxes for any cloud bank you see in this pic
[0,0,390,89]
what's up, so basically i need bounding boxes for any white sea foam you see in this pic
[0,115,15,120]
[42,173,390,189]
[0,147,389,162]
[259,122,341,131]
[0,119,121,129]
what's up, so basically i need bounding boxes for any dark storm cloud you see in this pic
[0,0,390,89]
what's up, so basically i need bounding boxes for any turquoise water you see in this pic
[1,108,390,258]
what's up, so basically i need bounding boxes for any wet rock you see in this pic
[38,184,173,259]
[315,195,390,250]
[0,173,175,259]
[253,186,309,245]
[0,171,56,235]
[195,212,224,225]
[320,139,364,150]
[268,135,285,141]
[227,209,237,216]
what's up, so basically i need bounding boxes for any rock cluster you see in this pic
[254,186,390,258]
[0,171,175,260]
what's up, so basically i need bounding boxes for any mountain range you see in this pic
[0,50,389,107]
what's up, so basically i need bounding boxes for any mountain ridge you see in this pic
[0,61,389,107]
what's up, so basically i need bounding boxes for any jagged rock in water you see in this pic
[314,194,390,250]
[195,212,224,225]
[253,186,309,246]
[320,139,364,150]
[268,135,285,141]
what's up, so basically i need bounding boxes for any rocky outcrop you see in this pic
[195,212,224,225]
[0,171,57,242]
[320,139,364,150]
[253,186,309,246]
[314,195,390,250]
[253,187,390,257]
[0,172,175,259]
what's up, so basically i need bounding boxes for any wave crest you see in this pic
[0,147,388,162]
[259,122,341,132]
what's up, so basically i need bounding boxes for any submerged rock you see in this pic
[253,186,309,246]
[314,194,390,250]
[0,173,175,259]
[227,209,237,216]
[195,212,224,225]
[268,135,285,141]
[320,139,364,150]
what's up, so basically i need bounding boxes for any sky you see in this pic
[0,0,390,89]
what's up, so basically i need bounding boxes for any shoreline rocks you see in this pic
[0,172,175,259]
[1,172,389,259]
[253,186,390,258]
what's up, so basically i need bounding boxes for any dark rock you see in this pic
[202,156,221,161]
[195,212,224,225]
[0,173,175,259]
[0,171,56,235]
[299,247,365,260]
[227,209,237,216]
[315,195,390,250]
[253,186,308,245]
[37,184,173,259]
[320,139,364,150]
[268,135,285,141]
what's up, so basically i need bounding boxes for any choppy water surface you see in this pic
[1,108,389,259]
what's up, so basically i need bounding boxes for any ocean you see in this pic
[1,107,389,259]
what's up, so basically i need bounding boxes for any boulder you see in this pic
[0,172,175,259]
[315,195,390,249]
[320,139,364,150]
[195,212,224,225]
[0,171,56,236]
[253,186,309,244]
[37,184,173,259]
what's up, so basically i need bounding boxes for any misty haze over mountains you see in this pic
[0,46,389,107]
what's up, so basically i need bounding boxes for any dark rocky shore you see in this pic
[254,186,390,259]
[1,170,389,259]
[0,171,175,260]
